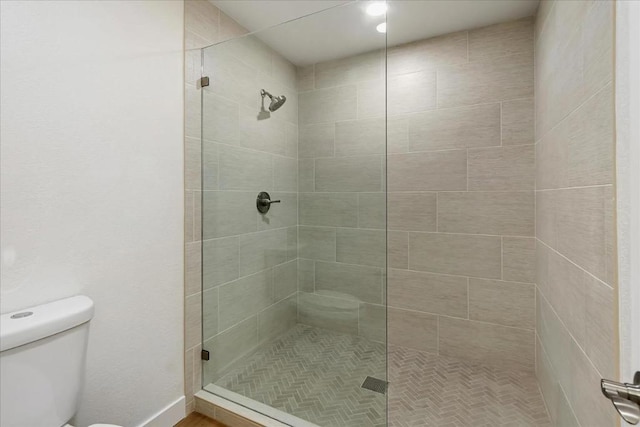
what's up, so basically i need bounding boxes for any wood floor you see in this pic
[175,412,228,427]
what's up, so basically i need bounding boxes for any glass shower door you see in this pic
[199,3,387,426]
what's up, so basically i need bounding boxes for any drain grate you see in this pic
[361,376,388,394]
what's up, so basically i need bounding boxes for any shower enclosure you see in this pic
[187,0,619,426]
[198,3,388,425]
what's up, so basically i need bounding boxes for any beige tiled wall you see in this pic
[296,47,388,343]
[183,0,298,413]
[534,1,617,426]
[298,17,536,371]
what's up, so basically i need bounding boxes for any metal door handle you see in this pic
[601,371,640,424]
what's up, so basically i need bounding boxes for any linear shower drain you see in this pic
[361,376,388,394]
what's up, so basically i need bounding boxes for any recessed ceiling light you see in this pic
[366,2,387,17]
[376,22,387,33]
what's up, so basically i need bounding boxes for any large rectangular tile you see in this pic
[358,193,385,229]
[388,307,438,353]
[388,70,437,115]
[202,140,219,190]
[274,260,297,301]
[536,187,609,282]
[206,50,257,109]
[202,191,257,238]
[336,228,385,267]
[584,275,615,379]
[389,269,467,318]
[537,290,574,399]
[335,117,385,156]
[203,236,239,289]
[299,193,358,227]
[388,231,408,269]
[546,248,587,349]
[257,296,297,344]
[218,145,273,191]
[185,137,201,190]
[438,53,534,108]
[186,241,202,296]
[202,92,240,144]
[314,156,382,192]
[439,316,534,371]
[358,303,386,343]
[469,278,534,329]
[185,84,201,139]
[218,270,274,331]
[273,156,297,192]
[468,17,533,61]
[238,106,287,155]
[387,30,468,76]
[388,192,436,232]
[298,226,336,261]
[297,292,359,335]
[438,191,535,236]
[185,0,219,44]
[297,258,314,292]
[185,292,202,350]
[315,261,383,304]
[536,83,614,189]
[204,316,257,381]
[284,122,298,158]
[299,85,357,124]
[314,50,384,89]
[296,65,314,92]
[409,233,502,279]
[502,98,534,146]
[185,191,195,243]
[569,331,618,427]
[502,236,535,283]
[468,145,535,191]
[203,287,219,341]
[298,159,314,192]
[356,79,385,119]
[388,150,467,191]
[408,104,501,152]
[238,229,287,276]
[583,0,614,96]
[298,123,334,158]
[388,116,409,153]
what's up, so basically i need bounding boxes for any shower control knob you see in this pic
[256,192,280,214]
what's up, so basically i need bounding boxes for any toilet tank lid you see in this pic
[0,296,94,352]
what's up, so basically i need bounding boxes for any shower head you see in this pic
[261,89,287,112]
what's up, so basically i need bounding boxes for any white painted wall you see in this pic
[616,0,640,391]
[0,1,185,426]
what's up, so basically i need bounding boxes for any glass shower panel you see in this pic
[199,3,387,426]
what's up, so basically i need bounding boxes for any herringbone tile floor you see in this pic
[211,325,550,427]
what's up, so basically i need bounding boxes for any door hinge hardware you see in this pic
[197,76,210,89]
[201,350,210,361]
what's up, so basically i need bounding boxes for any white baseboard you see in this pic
[139,396,186,427]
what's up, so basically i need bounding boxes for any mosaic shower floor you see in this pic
[210,324,550,427]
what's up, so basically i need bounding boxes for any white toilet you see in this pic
[0,296,121,427]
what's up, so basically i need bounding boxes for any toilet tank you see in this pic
[0,296,94,427]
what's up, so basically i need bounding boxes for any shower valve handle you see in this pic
[256,192,280,214]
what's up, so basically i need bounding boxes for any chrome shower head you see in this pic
[261,89,287,112]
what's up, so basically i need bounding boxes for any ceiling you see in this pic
[211,0,540,66]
